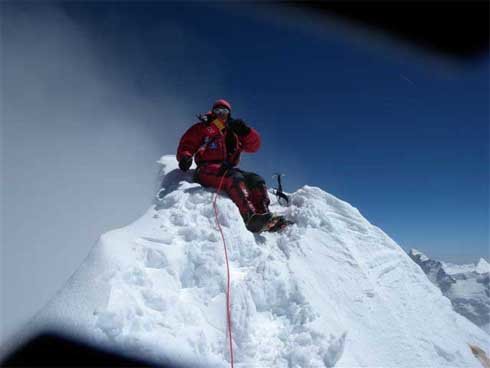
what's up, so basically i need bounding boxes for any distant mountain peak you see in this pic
[409,249,490,335]
[409,248,430,262]
[476,258,490,274]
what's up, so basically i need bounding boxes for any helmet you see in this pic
[212,99,232,112]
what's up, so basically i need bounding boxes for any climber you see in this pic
[176,99,286,233]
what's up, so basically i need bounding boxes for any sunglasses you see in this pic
[213,107,230,115]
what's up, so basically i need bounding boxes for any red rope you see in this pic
[212,171,234,368]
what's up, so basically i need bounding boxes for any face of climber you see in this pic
[213,106,230,121]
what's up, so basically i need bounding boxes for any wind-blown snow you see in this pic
[32,155,489,367]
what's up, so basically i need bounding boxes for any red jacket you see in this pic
[177,117,261,167]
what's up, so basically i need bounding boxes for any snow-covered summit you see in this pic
[476,258,490,274]
[33,155,489,367]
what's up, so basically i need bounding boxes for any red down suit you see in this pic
[177,118,270,219]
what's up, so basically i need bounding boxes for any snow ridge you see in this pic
[34,155,489,367]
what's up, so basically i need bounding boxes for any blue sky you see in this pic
[63,2,488,262]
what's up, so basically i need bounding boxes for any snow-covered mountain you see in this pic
[407,249,457,293]
[30,155,489,367]
[408,249,490,335]
[442,258,490,276]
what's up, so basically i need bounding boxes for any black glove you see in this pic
[179,156,192,172]
[228,118,251,136]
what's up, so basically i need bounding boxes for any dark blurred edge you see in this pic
[288,1,489,60]
[0,331,185,367]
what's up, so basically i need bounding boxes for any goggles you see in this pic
[213,107,230,115]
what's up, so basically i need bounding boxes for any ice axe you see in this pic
[272,173,289,206]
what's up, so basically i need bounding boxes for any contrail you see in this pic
[400,74,416,86]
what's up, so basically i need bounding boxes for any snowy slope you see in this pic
[33,155,489,367]
[409,249,490,335]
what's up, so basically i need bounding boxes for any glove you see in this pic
[197,113,211,123]
[179,156,192,172]
[228,118,251,136]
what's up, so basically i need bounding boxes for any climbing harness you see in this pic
[212,171,235,368]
